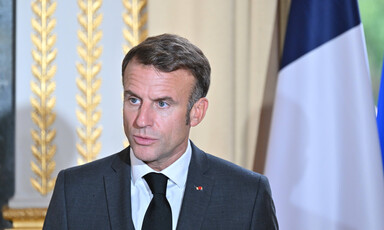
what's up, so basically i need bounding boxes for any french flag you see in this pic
[264,0,384,229]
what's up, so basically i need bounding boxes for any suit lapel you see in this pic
[104,148,135,230]
[176,143,214,230]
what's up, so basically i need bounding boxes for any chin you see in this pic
[132,146,157,161]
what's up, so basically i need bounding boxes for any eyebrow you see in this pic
[124,90,177,104]
[154,96,176,104]
[124,90,137,97]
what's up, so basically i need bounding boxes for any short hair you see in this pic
[121,34,211,123]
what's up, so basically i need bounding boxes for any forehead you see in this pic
[123,60,195,97]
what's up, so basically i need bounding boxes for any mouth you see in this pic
[132,135,157,146]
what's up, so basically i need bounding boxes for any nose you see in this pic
[134,103,154,128]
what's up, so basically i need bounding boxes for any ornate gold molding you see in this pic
[2,206,46,229]
[122,0,148,53]
[76,0,103,164]
[30,0,57,196]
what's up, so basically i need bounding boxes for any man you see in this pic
[43,34,278,230]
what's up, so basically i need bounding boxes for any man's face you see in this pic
[123,59,195,171]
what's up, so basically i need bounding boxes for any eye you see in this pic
[158,100,169,108]
[129,97,140,105]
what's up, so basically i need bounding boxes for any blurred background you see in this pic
[360,0,384,104]
[0,0,383,229]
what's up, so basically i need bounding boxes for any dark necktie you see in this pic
[142,173,172,230]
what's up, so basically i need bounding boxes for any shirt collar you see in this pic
[130,140,192,189]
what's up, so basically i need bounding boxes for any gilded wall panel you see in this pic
[76,0,103,164]
[122,0,148,52]
[30,0,57,196]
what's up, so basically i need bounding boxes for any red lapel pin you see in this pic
[195,186,203,191]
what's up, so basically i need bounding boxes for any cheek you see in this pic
[123,108,135,125]
[165,112,188,132]
[161,108,185,123]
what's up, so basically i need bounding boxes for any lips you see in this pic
[133,135,157,145]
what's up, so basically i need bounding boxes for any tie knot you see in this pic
[144,173,168,195]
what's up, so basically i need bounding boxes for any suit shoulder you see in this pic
[62,148,128,177]
[204,152,266,183]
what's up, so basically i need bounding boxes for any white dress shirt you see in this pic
[130,141,192,230]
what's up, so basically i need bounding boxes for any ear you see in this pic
[189,97,209,127]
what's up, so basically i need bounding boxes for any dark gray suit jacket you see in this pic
[43,143,278,229]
